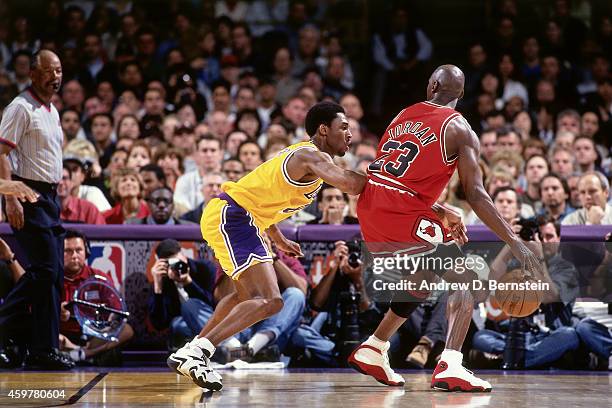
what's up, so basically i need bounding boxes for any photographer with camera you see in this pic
[471,215,580,369]
[148,239,217,350]
[308,239,379,364]
[60,230,133,366]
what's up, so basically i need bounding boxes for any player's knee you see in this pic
[262,296,284,317]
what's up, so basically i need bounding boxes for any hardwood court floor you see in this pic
[0,369,610,407]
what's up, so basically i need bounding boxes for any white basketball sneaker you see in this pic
[348,336,405,386]
[431,349,492,392]
[167,337,223,391]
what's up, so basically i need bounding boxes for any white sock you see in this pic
[191,336,216,356]
[365,335,388,350]
[221,336,242,348]
[440,349,463,366]
[247,332,273,355]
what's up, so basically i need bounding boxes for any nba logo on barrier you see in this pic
[88,242,126,291]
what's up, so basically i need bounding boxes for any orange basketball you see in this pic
[494,269,542,317]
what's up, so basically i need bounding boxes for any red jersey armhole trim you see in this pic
[440,113,461,166]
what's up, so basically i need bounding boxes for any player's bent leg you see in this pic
[348,304,417,387]
[431,290,491,392]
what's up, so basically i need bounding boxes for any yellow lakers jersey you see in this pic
[222,141,324,230]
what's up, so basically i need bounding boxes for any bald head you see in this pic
[427,65,465,107]
[31,50,60,70]
[30,49,62,100]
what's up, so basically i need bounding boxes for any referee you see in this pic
[0,50,74,369]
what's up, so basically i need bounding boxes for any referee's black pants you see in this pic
[0,178,64,352]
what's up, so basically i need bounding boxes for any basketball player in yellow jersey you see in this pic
[167,101,366,390]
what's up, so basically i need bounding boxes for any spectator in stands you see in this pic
[567,173,583,209]
[154,146,184,191]
[59,165,105,225]
[573,136,599,174]
[126,141,152,172]
[556,109,581,136]
[562,172,612,225]
[63,156,111,212]
[550,146,575,179]
[116,114,141,140]
[221,158,245,182]
[308,184,358,225]
[512,110,537,141]
[496,126,522,154]
[282,95,308,142]
[522,138,547,160]
[225,130,249,160]
[60,230,134,365]
[9,50,32,92]
[521,155,549,213]
[174,135,223,211]
[580,111,600,139]
[139,164,166,197]
[492,186,521,224]
[103,167,150,224]
[539,174,573,222]
[237,140,264,172]
[90,113,116,169]
[180,172,226,224]
[479,129,498,164]
[60,108,85,144]
[148,239,217,350]
[235,108,262,140]
[61,79,86,112]
[128,187,193,225]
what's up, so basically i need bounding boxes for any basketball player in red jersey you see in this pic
[348,65,541,392]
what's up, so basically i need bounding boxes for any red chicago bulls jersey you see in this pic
[366,101,461,208]
[358,101,463,247]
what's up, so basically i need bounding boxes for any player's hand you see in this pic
[60,301,71,322]
[510,239,543,280]
[438,204,468,245]
[275,238,303,258]
[2,181,38,203]
[5,197,24,229]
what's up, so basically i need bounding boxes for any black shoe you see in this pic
[251,344,280,363]
[0,340,24,369]
[24,349,75,370]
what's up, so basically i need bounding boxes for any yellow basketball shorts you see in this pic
[200,193,272,280]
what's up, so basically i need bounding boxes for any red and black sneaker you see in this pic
[431,359,492,392]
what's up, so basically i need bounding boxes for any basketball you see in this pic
[494,269,542,317]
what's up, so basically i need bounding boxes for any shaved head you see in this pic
[427,64,465,107]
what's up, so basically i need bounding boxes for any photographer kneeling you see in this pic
[471,215,579,368]
[148,239,216,350]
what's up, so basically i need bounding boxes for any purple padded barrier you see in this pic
[0,223,298,241]
[295,224,611,242]
[0,223,607,243]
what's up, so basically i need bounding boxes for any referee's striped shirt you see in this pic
[0,88,63,184]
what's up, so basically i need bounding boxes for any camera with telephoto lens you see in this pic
[502,317,532,369]
[338,290,361,364]
[345,240,362,268]
[517,217,539,242]
[168,258,189,275]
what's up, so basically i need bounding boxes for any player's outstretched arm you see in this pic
[295,149,366,195]
[451,118,543,277]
